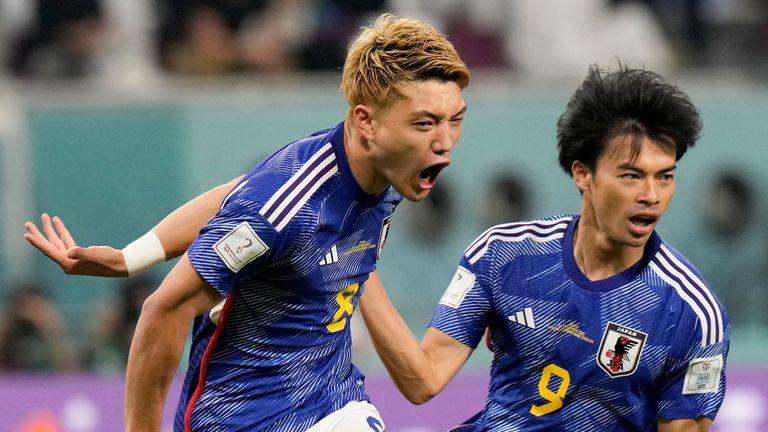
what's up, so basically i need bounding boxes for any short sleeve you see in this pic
[188,189,287,298]
[429,254,494,349]
[658,310,731,420]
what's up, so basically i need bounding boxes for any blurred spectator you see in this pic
[612,0,768,70]
[81,277,155,373]
[503,0,675,79]
[483,172,532,227]
[0,282,76,371]
[407,180,454,243]
[155,0,314,75]
[299,0,388,70]
[611,0,707,61]
[702,171,755,237]
[392,0,675,75]
[5,0,110,78]
[155,0,388,75]
[390,0,509,69]
[677,168,768,328]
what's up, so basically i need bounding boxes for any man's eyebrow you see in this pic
[411,105,467,121]
[617,163,677,174]
[453,106,468,117]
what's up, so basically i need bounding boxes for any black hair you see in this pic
[556,64,702,175]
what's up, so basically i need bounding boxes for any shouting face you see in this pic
[358,79,466,202]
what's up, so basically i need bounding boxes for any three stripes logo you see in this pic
[319,245,339,266]
[508,307,536,329]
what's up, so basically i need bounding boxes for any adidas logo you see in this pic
[508,307,536,329]
[319,245,339,266]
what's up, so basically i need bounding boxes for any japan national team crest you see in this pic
[596,322,647,378]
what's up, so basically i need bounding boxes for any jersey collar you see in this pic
[329,121,392,207]
[562,215,662,292]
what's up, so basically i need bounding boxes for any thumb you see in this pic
[66,246,86,259]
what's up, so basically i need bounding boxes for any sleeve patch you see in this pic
[439,266,476,309]
[213,222,269,273]
[682,355,723,394]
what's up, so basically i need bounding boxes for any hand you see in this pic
[24,213,129,277]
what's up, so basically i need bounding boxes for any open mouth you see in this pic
[629,214,658,227]
[419,163,449,187]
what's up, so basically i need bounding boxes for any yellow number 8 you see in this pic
[326,283,359,333]
[530,363,571,416]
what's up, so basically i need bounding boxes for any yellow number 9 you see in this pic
[530,363,570,416]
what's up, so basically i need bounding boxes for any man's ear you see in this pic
[572,161,591,193]
[351,104,376,142]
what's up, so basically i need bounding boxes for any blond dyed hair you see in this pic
[340,14,470,112]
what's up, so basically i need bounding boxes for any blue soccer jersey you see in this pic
[432,215,730,431]
[178,122,400,431]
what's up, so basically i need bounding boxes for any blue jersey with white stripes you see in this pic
[178,122,401,431]
[432,215,730,431]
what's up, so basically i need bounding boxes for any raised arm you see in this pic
[125,253,221,431]
[358,271,473,404]
[24,176,243,277]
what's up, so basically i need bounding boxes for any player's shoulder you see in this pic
[462,214,574,265]
[228,125,342,202]
[646,239,729,346]
[250,125,340,184]
[647,240,714,296]
[204,125,343,240]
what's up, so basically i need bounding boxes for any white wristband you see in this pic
[122,231,166,276]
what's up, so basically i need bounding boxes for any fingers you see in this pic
[40,213,66,251]
[24,220,43,238]
[52,216,76,249]
[24,215,73,268]
[24,224,63,260]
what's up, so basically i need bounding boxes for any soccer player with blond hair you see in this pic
[26,14,469,432]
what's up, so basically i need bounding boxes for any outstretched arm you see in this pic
[24,176,243,277]
[147,175,243,259]
[125,254,221,431]
[358,271,473,404]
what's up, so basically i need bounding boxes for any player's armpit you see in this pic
[657,416,713,432]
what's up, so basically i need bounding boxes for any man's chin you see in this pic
[625,235,650,248]
[395,184,430,202]
[406,189,431,202]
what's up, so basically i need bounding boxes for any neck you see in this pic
[572,212,645,282]
[343,121,386,196]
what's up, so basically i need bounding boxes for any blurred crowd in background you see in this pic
[0,278,153,373]
[0,0,766,81]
